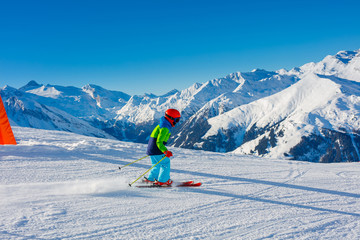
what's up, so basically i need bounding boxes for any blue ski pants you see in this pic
[147,154,170,183]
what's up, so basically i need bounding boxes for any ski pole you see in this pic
[119,155,149,170]
[129,155,167,187]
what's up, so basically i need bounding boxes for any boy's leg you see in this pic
[158,157,171,183]
[147,155,162,181]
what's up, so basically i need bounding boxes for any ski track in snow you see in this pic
[0,127,360,239]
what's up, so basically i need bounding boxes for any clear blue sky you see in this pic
[1,0,359,95]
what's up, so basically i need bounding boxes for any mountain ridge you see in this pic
[1,49,359,162]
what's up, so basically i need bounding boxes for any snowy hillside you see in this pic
[193,51,360,162]
[1,49,360,162]
[172,50,360,162]
[1,127,360,239]
[200,73,360,162]
[299,50,360,81]
[0,86,115,139]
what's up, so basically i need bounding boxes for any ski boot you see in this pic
[143,177,155,184]
[154,179,173,186]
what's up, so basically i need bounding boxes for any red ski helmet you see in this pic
[165,109,181,126]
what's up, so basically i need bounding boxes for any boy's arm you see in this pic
[156,127,170,153]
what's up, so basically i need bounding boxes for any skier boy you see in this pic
[144,108,181,186]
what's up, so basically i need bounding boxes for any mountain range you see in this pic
[1,49,360,162]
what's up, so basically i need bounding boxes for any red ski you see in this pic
[135,180,202,188]
[177,181,202,187]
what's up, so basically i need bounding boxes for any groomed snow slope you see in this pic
[1,127,360,239]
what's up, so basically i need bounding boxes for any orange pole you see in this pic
[0,95,17,145]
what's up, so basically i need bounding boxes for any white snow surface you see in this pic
[1,127,360,239]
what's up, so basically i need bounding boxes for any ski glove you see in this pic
[164,150,173,158]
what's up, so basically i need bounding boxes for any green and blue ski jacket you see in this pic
[146,116,172,155]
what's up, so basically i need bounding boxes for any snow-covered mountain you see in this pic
[1,49,359,162]
[0,85,115,139]
[190,50,360,163]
